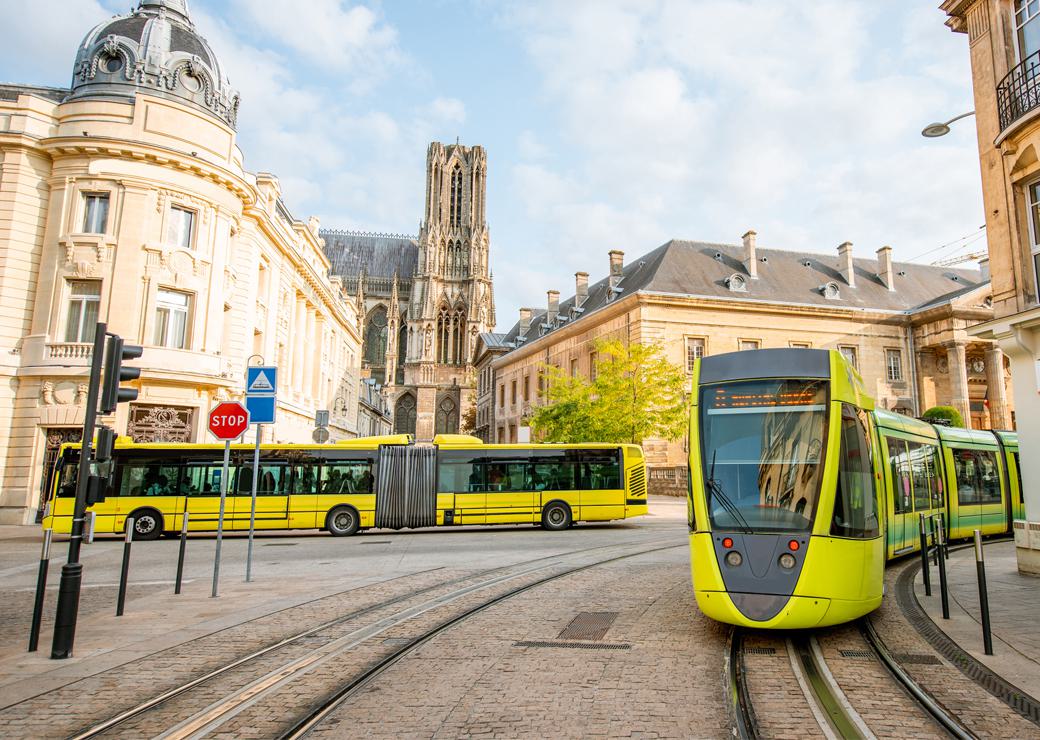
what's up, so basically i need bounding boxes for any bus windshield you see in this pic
[699,379,828,533]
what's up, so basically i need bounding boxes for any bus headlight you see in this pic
[724,550,743,568]
[778,553,796,570]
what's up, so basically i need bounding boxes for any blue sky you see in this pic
[6,1,984,330]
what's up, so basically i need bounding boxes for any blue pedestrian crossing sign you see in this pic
[245,395,276,424]
[246,366,277,395]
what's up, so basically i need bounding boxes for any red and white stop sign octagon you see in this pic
[208,401,250,440]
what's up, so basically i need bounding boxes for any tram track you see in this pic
[71,538,682,739]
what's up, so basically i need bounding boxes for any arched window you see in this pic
[364,305,388,383]
[394,393,417,434]
[449,164,463,227]
[395,323,406,384]
[436,394,458,434]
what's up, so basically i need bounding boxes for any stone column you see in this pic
[986,345,1012,430]
[946,342,971,427]
[304,307,317,400]
[293,296,306,394]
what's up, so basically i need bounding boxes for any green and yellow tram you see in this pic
[688,348,1022,629]
[42,434,648,539]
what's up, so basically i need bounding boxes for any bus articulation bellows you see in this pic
[42,434,648,539]
[688,348,1023,630]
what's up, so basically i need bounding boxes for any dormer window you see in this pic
[725,273,747,292]
[820,282,841,300]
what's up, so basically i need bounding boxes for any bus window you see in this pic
[887,439,911,514]
[119,459,181,497]
[529,460,576,491]
[831,405,879,538]
[57,458,79,498]
[437,453,483,493]
[953,449,1002,505]
[583,459,621,489]
[184,464,225,495]
[484,461,527,491]
[236,464,289,495]
[907,441,939,511]
[292,463,320,494]
[322,461,373,494]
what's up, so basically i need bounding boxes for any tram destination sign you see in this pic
[208,401,250,440]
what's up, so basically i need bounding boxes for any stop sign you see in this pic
[208,401,250,440]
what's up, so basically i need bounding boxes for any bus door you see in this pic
[232,459,290,530]
[114,454,183,534]
[579,450,624,521]
[437,450,485,524]
[884,437,911,556]
[183,458,236,531]
[319,454,374,528]
[484,457,534,524]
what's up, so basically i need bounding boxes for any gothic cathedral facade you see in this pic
[321,142,495,439]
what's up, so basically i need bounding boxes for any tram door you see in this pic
[885,438,914,555]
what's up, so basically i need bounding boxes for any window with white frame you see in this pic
[1016,0,1040,61]
[839,345,858,369]
[1028,181,1040,301]
[738,339,760,351]
[166,205,196,249]
[154,288,191,349]
[886,349,903,382]
[790,341,811,349]
[685,337,705,372]
[82,193,109,234]
[64,280,101,342]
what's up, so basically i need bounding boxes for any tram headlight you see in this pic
[724,550,743,568]
[778,552,796,570]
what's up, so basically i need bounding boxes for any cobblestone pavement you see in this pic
[307,547,732,739]
[870,556,1040,739]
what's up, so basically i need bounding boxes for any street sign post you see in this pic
[244,365,277,583]
[208,401,249,598]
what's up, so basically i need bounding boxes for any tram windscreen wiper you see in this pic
[706,450,753,534]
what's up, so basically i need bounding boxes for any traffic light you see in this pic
[100,336,142,414]
[94,425,115,462]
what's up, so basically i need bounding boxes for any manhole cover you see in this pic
[558,612,618,641]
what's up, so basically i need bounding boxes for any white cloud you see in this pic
[0,0,116,85]
[426,97,467,124]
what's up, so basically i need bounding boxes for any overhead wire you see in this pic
[907,225,986,263]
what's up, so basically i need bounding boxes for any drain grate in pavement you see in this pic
[892,652,943,665]
[558,611,618,640]
[361,540,393,545]
[839,649,873,659]
[262,543,298,547]
[514,640,631,651]
[744,647,777,655]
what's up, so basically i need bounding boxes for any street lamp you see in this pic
[921,111,975,138]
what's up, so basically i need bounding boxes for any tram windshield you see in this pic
[699,379,828,532]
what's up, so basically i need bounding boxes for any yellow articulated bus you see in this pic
[41,434,648,539]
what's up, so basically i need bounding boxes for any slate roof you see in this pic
[321,230,419,280]
[501,239,984,345]
[0,83,68,103]
[477,332,510,350]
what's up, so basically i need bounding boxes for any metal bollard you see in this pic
[174,512,189,595]
[116,518,134,617]
[28,530,53,652]
[919,513,932,596]
[935,517,950,620]
[974,530,994,655]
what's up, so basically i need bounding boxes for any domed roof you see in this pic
[68,0,239,129]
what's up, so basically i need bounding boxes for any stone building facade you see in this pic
[321,142,496,440]
[489,233,1013,479]
[942,0,1040,572]
[0,0,362,524]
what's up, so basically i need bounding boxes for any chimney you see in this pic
[519,307,532,336]
[547,290,560,325]
[838,241,855,287]
[876,245,895,291]
[979,257,990,282]
[575,271,589,307]
[608,250,624,290]
[742,230,758,279]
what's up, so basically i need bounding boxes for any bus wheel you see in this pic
[129,509,163,541]
[326,507,360,537]
[541,502,572,531]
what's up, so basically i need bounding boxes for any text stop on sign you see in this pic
[208,401,250,440]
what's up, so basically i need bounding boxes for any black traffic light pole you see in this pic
[51,324,142,659]
[51,321,106,659]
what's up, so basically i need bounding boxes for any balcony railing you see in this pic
[47,342,93,360]
[997,50,1040,132]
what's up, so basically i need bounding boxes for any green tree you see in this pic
[921,405,964,428]
[530,339,688,444]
